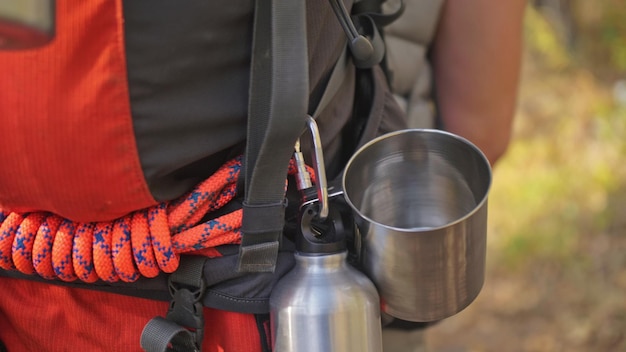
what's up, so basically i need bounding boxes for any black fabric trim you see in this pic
[0,269,171,301]
[0,241,296,314]
[255,314,272,352]
[339,67,373,167]
[200,246,296,314]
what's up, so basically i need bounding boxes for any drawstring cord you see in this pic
[0,156,314,283]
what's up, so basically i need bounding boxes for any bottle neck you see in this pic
[294,251,348,272]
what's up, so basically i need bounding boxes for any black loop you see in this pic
[141,317,199,352]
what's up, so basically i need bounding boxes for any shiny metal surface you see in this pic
[0,0,55,49]
[306,116,329,219]
[342,129,492,322]
[294,139,313,190]
[270,252,383,352]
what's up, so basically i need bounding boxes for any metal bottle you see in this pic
[270,204,383,352]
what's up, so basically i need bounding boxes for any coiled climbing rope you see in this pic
[0,156,313,283]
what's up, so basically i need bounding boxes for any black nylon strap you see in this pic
[238,0,309,272]
[352,0,405,27]
[169,255,207,289]
[141,256,208,352]
[140,317,198,352]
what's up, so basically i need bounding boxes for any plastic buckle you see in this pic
[166,276,206,350]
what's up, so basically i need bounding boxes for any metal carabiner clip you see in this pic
[293,116,329,220]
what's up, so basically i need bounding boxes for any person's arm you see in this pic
[431,0,526,165]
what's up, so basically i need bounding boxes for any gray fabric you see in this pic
[383,0,444,129]
[123,0,253,201]
[122,0,354,201]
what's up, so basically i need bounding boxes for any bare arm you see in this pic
[431,0,526,165]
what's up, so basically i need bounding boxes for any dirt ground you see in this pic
[425,238,626,352]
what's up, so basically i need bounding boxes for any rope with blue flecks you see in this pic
[0,156,313,283]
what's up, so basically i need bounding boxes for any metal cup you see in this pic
[342,129,492,322]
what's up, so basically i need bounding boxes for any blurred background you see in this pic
[426,1,626,351]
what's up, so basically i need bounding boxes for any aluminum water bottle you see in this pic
[270,204,383,352]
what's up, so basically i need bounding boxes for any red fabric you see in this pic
[0,3,268,351]
[0,277,264,352]
[0,0,157,222]
[0,21,52,49]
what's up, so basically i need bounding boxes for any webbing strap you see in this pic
[141,256,208,352]
[140,317,198,352]
[238,0,309,272]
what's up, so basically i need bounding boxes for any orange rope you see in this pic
[0,156,315,283]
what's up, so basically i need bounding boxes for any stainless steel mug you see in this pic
[342,129,492,322]
[0,0,55,49]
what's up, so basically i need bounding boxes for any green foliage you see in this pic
[486,2,626,273]
[490,98,626,269]
[573,0,626,76]
[524,6,571,70]
[598,3,626,72]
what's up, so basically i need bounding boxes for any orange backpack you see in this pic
[0,0,397,350]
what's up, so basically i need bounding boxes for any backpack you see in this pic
[0,0,405,350]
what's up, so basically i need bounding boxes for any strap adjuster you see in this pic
[141,256,208,352]
[166,278,206,349]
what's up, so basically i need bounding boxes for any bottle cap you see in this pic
[296,203,350,255]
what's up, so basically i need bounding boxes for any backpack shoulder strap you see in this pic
[237,0,309,273]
